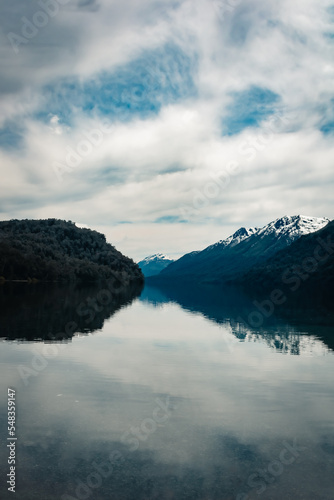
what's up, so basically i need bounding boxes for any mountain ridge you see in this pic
[233,219,334,306]
[138,253,175,277]
[150,215,330,283]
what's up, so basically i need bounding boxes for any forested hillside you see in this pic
[234,220,334,306]
[0,219,144,284]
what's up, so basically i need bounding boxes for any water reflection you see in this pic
[0,281,143,341]
[0,283,333,500]
[142,282,334,353]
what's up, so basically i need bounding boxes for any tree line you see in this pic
[0,219,144,284]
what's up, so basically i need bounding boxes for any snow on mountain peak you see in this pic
[205,226,258,252]
[140,253,173,264]
[229,226,258,247]
[259,215,329,241]
[141,216,329,270]
[202,216,328,255]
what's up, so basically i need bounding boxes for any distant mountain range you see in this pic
[146,216,332,293]
[138,253,174,277]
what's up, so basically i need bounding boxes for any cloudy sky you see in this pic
[0,0,333,261]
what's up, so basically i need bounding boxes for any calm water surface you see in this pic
[0,283,334,500]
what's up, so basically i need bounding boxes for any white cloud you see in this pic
[0,0,333,259]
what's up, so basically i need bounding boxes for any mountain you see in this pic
[162,226,258,277]
[152,215,329,284]
[0,219,144,285]
[138,253,174,277]
[234,219,334,306]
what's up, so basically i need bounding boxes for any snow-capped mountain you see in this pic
[203,227,258,252]
[256,215,329,241]
[138,253,175,277]
[237,219,334,304]
[157,215,330,282]
[240,215,329,261]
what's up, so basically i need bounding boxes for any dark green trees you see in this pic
[0,219,143,284]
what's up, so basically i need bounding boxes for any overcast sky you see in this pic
[0,0,333,261]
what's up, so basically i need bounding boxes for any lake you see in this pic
[0,282,334,500]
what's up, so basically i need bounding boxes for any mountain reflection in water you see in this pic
[141,282,334,354]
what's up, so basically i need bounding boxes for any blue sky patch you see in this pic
[0,123,24,150]
[319,98,334,135]
[221,85,281,135]
[154,215,182,224]
[320,121,334,134]
[37,44,197,126]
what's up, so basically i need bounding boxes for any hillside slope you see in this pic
[234,220,334,305]
[157,216,329,284]
[0,219,143,284]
